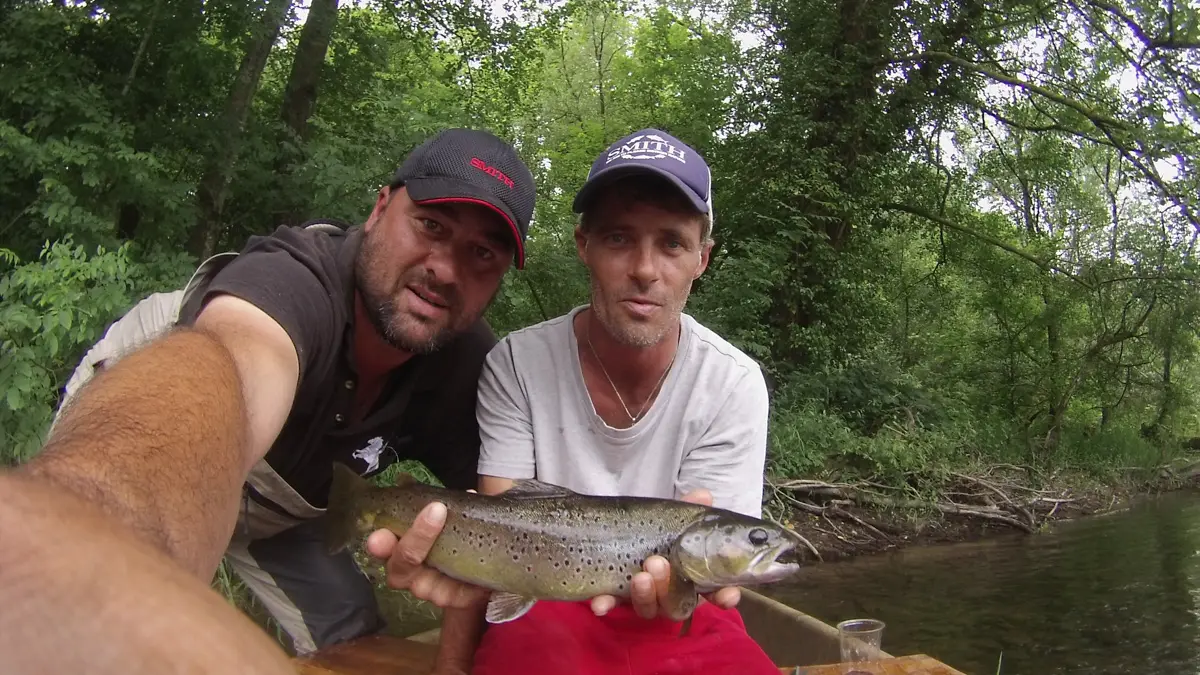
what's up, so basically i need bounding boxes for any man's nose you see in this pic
[422,241,459,288]
[629,242,659,285]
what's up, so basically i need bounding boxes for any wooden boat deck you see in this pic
[293,635,436,675]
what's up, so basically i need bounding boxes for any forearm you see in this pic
[0,471,293,675]
[21,328,250,580]
[434,604,488,674]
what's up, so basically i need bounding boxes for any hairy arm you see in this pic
[0,470,296,675]
[21,294,299,580]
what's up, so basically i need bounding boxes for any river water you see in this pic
[760,489,1200,674]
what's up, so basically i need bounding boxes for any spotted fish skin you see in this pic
[324,464,812,623]
[327,465,706,600]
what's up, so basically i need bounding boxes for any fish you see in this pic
[324,463,818,629]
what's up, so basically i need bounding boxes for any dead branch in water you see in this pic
[766,469,1072,537]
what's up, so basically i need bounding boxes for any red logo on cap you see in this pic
[470,157,515,189]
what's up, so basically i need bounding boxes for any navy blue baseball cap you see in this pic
[572,129,713,222]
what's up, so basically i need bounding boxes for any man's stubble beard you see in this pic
[589,274,693,349]
[355,245,457,355]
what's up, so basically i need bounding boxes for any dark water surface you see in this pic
[760,490,1200,675]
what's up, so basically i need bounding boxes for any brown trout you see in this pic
[325,464,816,627]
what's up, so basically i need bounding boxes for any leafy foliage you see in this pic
[0,239,192,463]
[1,0,1199,489]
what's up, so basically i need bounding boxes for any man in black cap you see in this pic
[5,128,535,673]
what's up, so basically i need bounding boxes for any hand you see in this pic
[364,500,491,610]
[588,488,742,620]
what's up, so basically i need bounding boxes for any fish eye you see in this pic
[748,528,769,545]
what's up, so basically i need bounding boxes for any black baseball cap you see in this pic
[390,129,536,268]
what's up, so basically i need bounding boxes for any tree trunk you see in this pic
[116,203,141,240]
[1043,288,1063,454]
[280,0,338,145]
[1145,332,1175,443]
[272,0,340,227]
[189,0,294,259]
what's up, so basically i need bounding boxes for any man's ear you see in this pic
[574,225,588,262]
[365,186,392,233]
[694,240,714,279]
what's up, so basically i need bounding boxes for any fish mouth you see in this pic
[711,544,805,587]
[756,544,804,580]
[698,557,800,591]
[752,560,803,584]
[775,545,805,567]
[746,529,820,581]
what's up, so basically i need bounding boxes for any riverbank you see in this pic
[771,457,1200,562]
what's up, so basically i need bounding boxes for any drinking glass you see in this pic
[837,618,885,674]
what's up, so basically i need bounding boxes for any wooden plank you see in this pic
[785,654,967,675]
[292,635,437,675]
[739,590,895,666]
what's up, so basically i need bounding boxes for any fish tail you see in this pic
[325,463,370,554]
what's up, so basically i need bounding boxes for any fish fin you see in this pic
[485,592,538,623]
[324,463,370,554]
[503,478,578,500]
[663,567,698,623]
[678,614,694,638]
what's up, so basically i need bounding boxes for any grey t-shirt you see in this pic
[476,306,769,517]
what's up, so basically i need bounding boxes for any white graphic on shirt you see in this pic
[352,436,388,474]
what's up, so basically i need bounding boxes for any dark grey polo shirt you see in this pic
[177,222,496,508]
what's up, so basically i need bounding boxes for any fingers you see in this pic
[647,555,671,612]
[364,500,445,563]
[628,555,671,619]
[629,569,658,619]
[393,501,448,565]
[364,528,398,560]
[363,501,447,593]
[706,586,741,609]
[407,567,490,609]
[590,595,617,616]
[357,500,489,611]
[681,488,713,507]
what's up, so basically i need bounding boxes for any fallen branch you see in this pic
[772,487,900,541]
[853,495,1036,533]
[1030,497,1076,505]
[951,471,1014,506]
[828,506,895,542]
[771,476,1040,534]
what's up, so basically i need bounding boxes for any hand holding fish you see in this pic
[326,465,815,633]
[588,487,742,620]
[362,500,492,609]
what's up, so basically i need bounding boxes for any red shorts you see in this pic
[471,599,782,675]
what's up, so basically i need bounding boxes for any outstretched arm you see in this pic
[0,470,296,675]
[20,294,300,580]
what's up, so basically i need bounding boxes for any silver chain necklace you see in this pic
[585,320,677,424]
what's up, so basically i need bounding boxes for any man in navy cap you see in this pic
[468,129,777,674]
[7,128,536,674]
